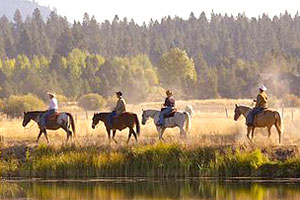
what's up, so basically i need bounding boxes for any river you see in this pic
[2,178,300,200]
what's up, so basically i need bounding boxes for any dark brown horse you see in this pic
[22,111,76,143]
[92,112,140,143]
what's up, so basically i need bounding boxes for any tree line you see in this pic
[1,9,300,103]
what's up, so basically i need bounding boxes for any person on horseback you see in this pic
[108,91,126,128]
[41,92,58,129]
[157,90,175,126]
[246,85,268,126]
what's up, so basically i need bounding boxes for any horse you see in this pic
[92,112,140,143]
[141,105,193,141]
[22,111,76,143]
[234,104,283,143]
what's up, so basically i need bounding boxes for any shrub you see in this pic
[78,93,106,110]
[56,94,68,103]
[282,94,300,107]
[2,94,46,117]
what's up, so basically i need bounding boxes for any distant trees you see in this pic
[78,93,106,110]
[0,9,300,101]
[2,94,45,117]
[158,48,197,97]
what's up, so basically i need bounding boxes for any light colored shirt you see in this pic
[49,98,58,110]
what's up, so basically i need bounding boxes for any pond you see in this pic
[2,178,300,200]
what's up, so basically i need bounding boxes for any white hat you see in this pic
[47,92,56,97]
[259,85,267,91]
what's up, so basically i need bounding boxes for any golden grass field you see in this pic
[1,99,300,148]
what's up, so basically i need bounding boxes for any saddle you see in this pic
[255,109,270,118]
[161,108,177,118]
[48,112,59,122]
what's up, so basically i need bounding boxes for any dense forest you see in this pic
[1,8,300,103]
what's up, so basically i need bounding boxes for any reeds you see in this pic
[1,143,300,178]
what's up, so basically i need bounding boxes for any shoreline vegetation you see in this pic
[1,143,300,179]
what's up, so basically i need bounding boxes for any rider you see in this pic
[157,90,175,126]
[41,92,58,129]
[246,85,268,126]
[108,91,126,128]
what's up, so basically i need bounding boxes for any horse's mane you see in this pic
[26,111,46,114]
[237,104,251,109]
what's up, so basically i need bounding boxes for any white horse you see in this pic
[142,105,193,140]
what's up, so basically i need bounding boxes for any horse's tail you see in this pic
[184,112,191,133]
[184,105,194,116]
[67,113,76,137]
[134,113,140,136]
[274,111,283,143]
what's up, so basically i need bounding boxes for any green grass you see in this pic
[1,143,300,178]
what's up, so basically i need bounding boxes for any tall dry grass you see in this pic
[0,99,300,147]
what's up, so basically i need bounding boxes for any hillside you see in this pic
[0,0,53,20]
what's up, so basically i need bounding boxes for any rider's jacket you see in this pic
[164,96,175,108]
[114,97,126,116]
[255,91,268,109]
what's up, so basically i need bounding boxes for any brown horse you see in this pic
[92,112,140,143]
[22,111,76,143]
[234,104,283,143]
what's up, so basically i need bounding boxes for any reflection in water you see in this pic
[2,179,300,200]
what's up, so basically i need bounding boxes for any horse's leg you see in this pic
[275,123,282,144]
[251,127,255,139]
[127,129,132,144]
[36,129,43,144]
[267,126,272,138]
[112,130,118,144]
[247,126,252,142]
[160,128,166,142]
[179,125,186,139]
[62,125,71,142]
[131,128,138,142]
[43,129,50,144]
[106,128,111,143]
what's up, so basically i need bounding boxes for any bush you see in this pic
[78,93,106,110]
[2,94,46,117]
[56,94,68,103]
[282,94,300,107]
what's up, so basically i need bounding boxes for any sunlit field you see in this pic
[1,99,300,148]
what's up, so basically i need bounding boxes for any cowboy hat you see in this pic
[115,91,123,96]
[47,92,56,97]
[259,85,267,91]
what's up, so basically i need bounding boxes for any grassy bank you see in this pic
[1,143,300,178]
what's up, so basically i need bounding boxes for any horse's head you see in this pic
[22,112,31,127]
[141,110,149,125]
[92,113,100,129]
[234,104,242,121]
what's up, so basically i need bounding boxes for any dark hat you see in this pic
[166,90,173,95]
[116,91,123,96]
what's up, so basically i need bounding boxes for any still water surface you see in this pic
[2,178,300,200]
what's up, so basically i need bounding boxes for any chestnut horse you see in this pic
[92,112,140,143]
[234,104,283,143]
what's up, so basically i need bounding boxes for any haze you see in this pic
[38,0,300,24]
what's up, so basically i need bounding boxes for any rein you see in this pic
[23,122,36,133]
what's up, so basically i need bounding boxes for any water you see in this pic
[2,178,300,200]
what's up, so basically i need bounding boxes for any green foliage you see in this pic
[2,9,300,100]
[2,94,45,117]
[158,48,197,96]
[56,94,68,103]
[78,93,106,110]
